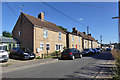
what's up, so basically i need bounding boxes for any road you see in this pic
[2,52,114,79]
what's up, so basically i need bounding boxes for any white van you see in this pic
[0,44,9,62]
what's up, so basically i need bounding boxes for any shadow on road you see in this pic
[83,52,114,60]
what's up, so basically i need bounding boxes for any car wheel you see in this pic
[71,55,75,60]
[9,55,13,59]
[79,54,82,58]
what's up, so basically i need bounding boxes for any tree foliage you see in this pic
[2,31,12,38]
[58,26,67,31]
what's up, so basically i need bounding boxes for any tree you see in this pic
[58,26,67,31]
[2,31,12,38]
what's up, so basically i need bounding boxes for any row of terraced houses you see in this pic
[12,12,101,57]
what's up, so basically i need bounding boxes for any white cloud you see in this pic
[78,18,84,21]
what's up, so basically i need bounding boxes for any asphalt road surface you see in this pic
[2,52,114,79]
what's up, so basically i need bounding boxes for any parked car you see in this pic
[92,48,98,54]
[96,48,102,53]
[9,48,35,60]
[0,45,9,62]
[82,49,94,55]
[106,48,111,51]
[61,48,82,60]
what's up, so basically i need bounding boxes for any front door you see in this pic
[76,44,77,49]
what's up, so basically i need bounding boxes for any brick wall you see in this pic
[33,27,66,57]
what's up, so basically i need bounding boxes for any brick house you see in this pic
[66,30,83,51]
[12,12,66,57]
[72,27,98,49]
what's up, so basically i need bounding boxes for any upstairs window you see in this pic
[58,32,61,40]
[19,31,21,36]
[43,29,48,38]
[72,35,74,41]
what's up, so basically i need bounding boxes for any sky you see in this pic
[1,2,119,44]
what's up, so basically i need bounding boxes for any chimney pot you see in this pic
[38,12,44,21]
[72,27,76,33]
[83,32,86,34]
[88,34,91,36]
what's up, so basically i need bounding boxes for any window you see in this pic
[60,45,63,50]
[19,31,21,36]
[43,29,48,38]
[9,44,11,51]
[46,44,50,51]
[79,37,80,42]
[55,44,59,51]
[72,45,74,48]
[79,45,80,50]
[58,32,61,40]
[13,44,15,48]
[72,35,74,41]
[17,44,20,48]
[40,43,44,51]
[85,40,87,43]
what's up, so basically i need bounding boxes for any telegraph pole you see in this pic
[100,35,102,48]
[87,26,89,48]
[112,0,120,43]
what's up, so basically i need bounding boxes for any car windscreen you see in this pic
[0,46,3,50]
[63,49,72,53]
[22,48,32,53]
[96,48,100,50]
[83,49,89,51]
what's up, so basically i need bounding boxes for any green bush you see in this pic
[51,51,60,56]
[36,56,42,59]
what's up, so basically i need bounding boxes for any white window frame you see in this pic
[58,32,61,40]
[43,29,48,38]
[55,44,59,51]
[46,43,50,51]
[72,35,74,41]
[60,45,63,50]
[40,43,44,51]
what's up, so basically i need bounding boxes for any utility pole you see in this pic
[112,0,120,43]
[87,26,89,48]
[100,35,102,48]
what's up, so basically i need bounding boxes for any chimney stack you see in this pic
[88,34,91,36]
[73,27,76,32]
[38,12,44,21]
[83,32,86,34]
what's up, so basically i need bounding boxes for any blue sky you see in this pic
[2,2,118,44]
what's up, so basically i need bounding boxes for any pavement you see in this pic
[1,52,115,79]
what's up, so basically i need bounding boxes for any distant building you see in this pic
[0,37,18,51]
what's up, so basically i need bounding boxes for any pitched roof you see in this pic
[22,13,66,34]
[78,31,96,41]
[0,37,17,43]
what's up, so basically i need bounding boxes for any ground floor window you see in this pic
[46,44,50,51]
[79,45,80,50]
[17,44,20,48]
[40,43,44,51]
[55,44,59,51]
[13,44,15,48]
[55,44,63,51]
[9,44,11,50]
[72,45,74,48]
